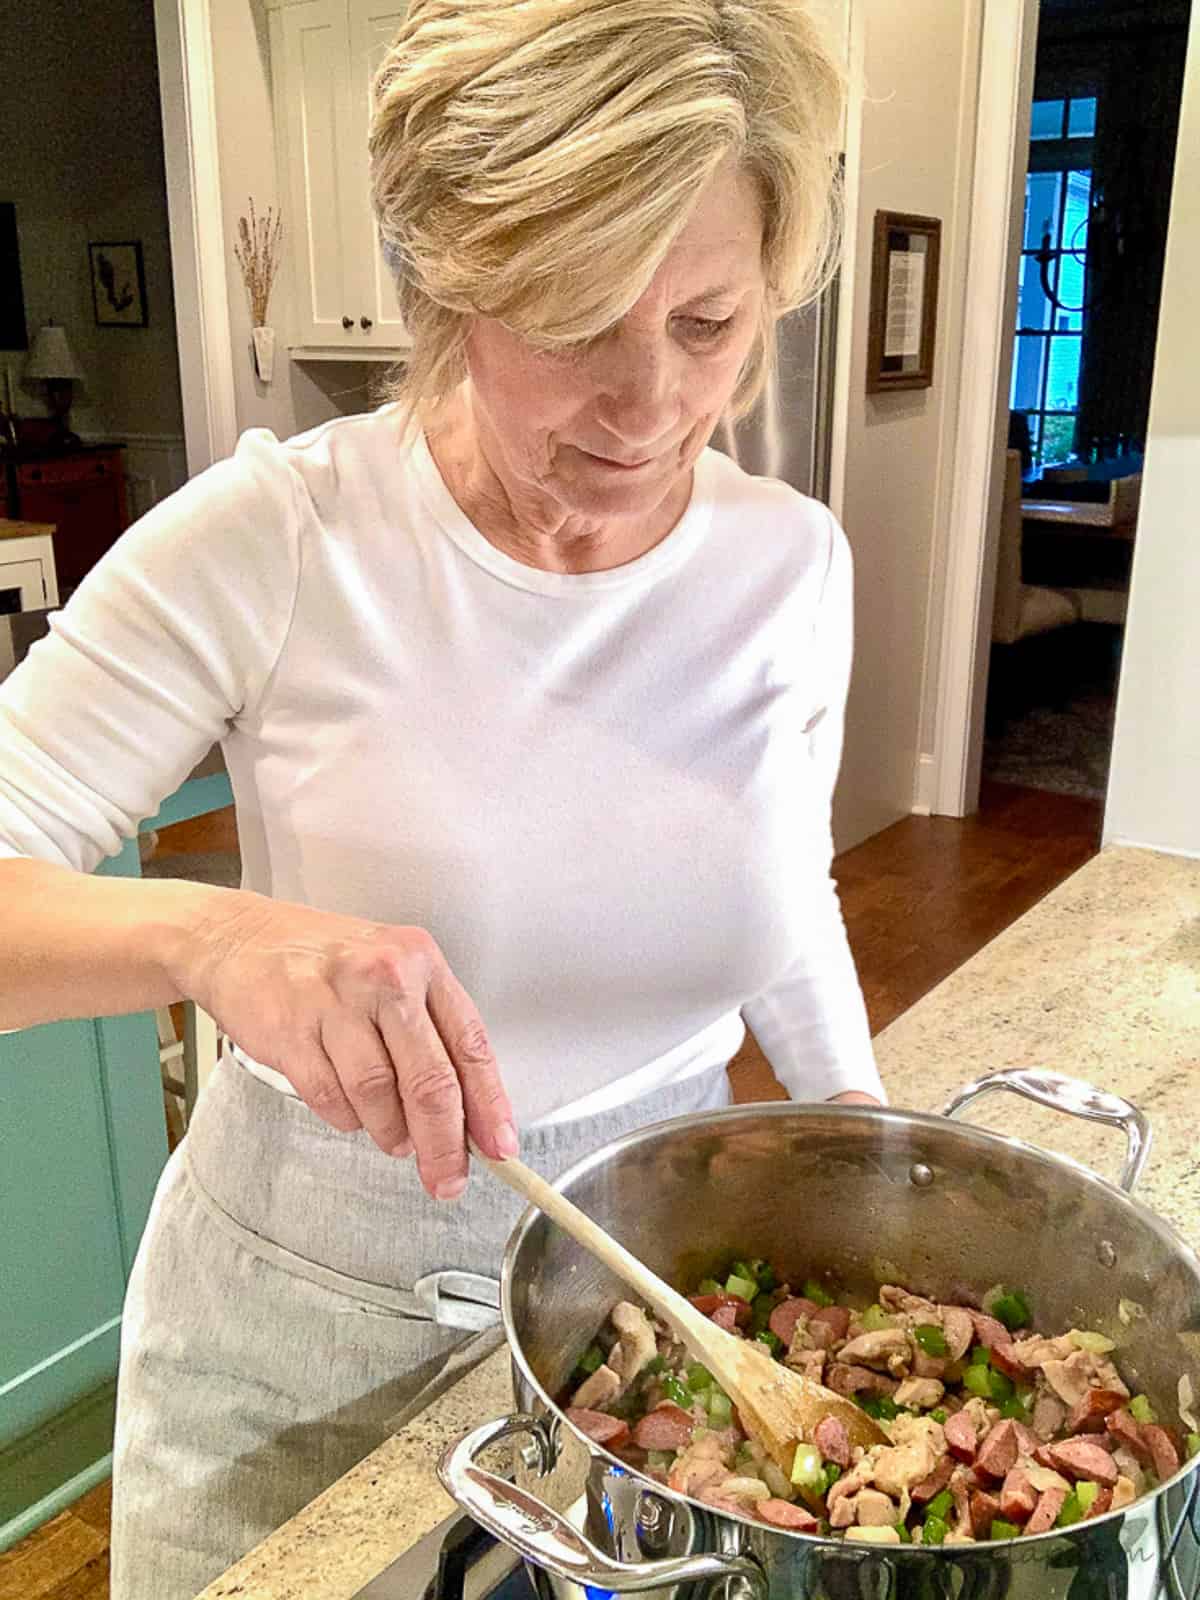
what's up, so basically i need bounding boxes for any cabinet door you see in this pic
[343,0,410,350]
[273,0,362,350]
[0,557,49,614]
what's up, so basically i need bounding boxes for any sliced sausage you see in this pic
[988,1342,1029,1381]
[911,1455,956,1502]
[1026,1485,1068,1535]
[969,1489,1003,1538]
[1106,1408,1152,1464]
[565,1407,630,1448]
[769,1297,817,1346]
[1085,1487,1114,1520]
[814,1414,852,1468]
[690,1293,752,1327]
[1047,1437,1119,1486]
[968,1311,1012,1351]
[825,1363,899,1400]
[912,1350,948,1380]
[1012,1421,1041,1458]
[632,1402,696,1452]
[938,1305,976,1362]
[809,1305,852,1343]
[976,1420,1020,1482]
[710,1304,740,1333]
[999,1467,1038,1522]
[1141,1425,1182,1483]
[945,1410,979,1462]
[1066,1388,1128,1435]
[757,1498,820,1532]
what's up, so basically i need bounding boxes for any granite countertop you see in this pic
[199,843,1200,1600]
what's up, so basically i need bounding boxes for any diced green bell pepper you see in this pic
[967,1344,990,1366]
[926,1490,953,1522]
[1000,1397,1028,1421]
[930,1408,948,1425]
[913,1324,949,1357]
[791,1442,824,1487]
[858,1395,900,1421]
[755,1329,783,1357]
[697,1277,724,1296]
[923,1516,949,1545]
[990,1519,1022,1541]
[989,1290,1032,1332]
[662,1376,690,1407]
[725,1273,758,1303]
[686,1362,713,1391]
[642,1355,666,1377]
[893,1522,910,1543]
[802,1278,835,1307]
[1129,1394,1157,1424]
[577,1344,605,1374]
[987,1370,1016,1404]
[1056,1492,1085,1528]
[823,1462,842,1492]
[963,1364,994,1399]
[707,1389,733,1426]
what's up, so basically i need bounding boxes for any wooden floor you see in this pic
[0,779,1101,1599]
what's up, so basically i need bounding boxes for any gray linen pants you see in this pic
[110,1055,731,1599]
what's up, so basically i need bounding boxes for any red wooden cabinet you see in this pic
[13,447,128,593]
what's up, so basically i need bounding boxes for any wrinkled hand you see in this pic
[175,891,516,1198]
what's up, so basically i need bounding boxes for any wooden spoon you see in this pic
[472,1144,887,1469]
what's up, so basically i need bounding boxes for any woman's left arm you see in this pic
[741,513,887,1107]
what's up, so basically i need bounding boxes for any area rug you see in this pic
[983,689,1115,801]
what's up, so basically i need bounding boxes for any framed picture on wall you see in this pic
[1,203,29,351]
[866,211,941,393]
[89,241,148,328]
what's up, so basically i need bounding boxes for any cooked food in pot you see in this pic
[564,1258,1200,1545]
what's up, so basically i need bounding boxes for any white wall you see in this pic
[831,0,983,851]
[210,0,377,439]
[1104,6,1200,859]
[0,0,184,444]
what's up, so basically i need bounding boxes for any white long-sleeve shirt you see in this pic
[0,405,883,1122]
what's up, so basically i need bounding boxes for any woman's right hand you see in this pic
[169,889,517,1199]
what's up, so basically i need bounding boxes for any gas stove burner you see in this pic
[354,1509,538,1599]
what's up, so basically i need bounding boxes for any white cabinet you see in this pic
[0,529,60,615]
[268,0,410,358]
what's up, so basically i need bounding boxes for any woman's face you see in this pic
[462,162,767,529]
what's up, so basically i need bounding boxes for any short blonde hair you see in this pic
[369,0,844,427]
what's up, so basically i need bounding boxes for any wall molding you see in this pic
[912,753,936,817]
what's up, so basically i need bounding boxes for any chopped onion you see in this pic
[1025,1464,1072,1493]
[720,1476,771,1501]
[1118,1298,1147,1326]
[1068,1329,1116,1354]
[1179,1374,1198,1435]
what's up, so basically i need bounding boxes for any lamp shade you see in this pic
[26,322,84,382]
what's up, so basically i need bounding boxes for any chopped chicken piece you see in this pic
[1042,1350,1105,1408]
[608,1303,659,1390]
[894,1376,945,1410]
[668,1430,734,1497]
[784,1346,827,1383]
[854,1488,900,1527]
[1031,1388,1068,1441]
[960,1396,999,1437]
[1008,1333,1077,1368]
[1111,1474,1137,1511]
[871,1416,945,1500]
[572,1363,621,1409]
[838,1329,912,1372]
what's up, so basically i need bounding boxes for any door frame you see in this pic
[928,0,1041,816]
[153,0,239,475]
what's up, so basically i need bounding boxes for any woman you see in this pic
[0,1,884,1593]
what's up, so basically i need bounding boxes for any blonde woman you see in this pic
[0,1,884,1593]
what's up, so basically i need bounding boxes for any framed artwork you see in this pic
[1,203,29,351]
[89,240,148,328]
[866,211,941,393]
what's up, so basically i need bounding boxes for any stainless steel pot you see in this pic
[440,1069,1200,1598]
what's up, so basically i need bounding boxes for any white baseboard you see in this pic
[912,753,936,816]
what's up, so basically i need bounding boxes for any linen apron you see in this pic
[110,1052,732,1600]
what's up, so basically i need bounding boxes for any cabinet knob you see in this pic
[342,315,353,330]
[360,315,373,330]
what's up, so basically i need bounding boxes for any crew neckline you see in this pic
[409,425,716,596]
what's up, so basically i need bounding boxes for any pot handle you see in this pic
[941,1067,1151,1192]
[438,1413,767,1596]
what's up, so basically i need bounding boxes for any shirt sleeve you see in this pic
[740,511,886,1104]
[0,430,302,874]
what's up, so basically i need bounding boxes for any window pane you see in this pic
[1017,254,1054,331]
[1061,170,1091,252]
[1042,414,1077,465]
[1027,414,1044,472]
[1068,97,1097,138]
[1024,172,1062,250]
[1011,335,1047,411]
[1045,336,1082,410]
[1030,99,1065,139]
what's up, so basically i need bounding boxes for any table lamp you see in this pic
[25,321,85,449]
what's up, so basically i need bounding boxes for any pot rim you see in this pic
[500,1099,1200,1550]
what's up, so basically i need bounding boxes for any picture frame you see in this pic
[89,240,148,328]
[866,211,941,393]
[1,203,29,351]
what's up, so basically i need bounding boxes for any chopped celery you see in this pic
[1187,1433,1200,1460]
[755,1330,783,1357]
[1056,1492,1084,1528]
[861,1304,892,1332]
[967,1345,990,1366]
[930,1408,948,1425]
[913,1324,949,1357]
[1000,1397,1028,1421]
[577,1344,605,1375]
[923,1516,948,1545]
[926,1490,953,1522]
[697,1277,724,1296]
[1068,1329,1116,1354]
[963,1364,994,1400]
[661,1376,690,1407]
[990,1519,1021,1541]
[802,1279,835,1307]
[725,1273,757,1303]
[988,1370,1016,1404]
[732,1258,776,1292]
[707,1389,733,1426]
[1075,1481,1100,1514]
[686,1362,713,1391]
[1129,1394,1157,1424]
[791,1442,824,1487]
